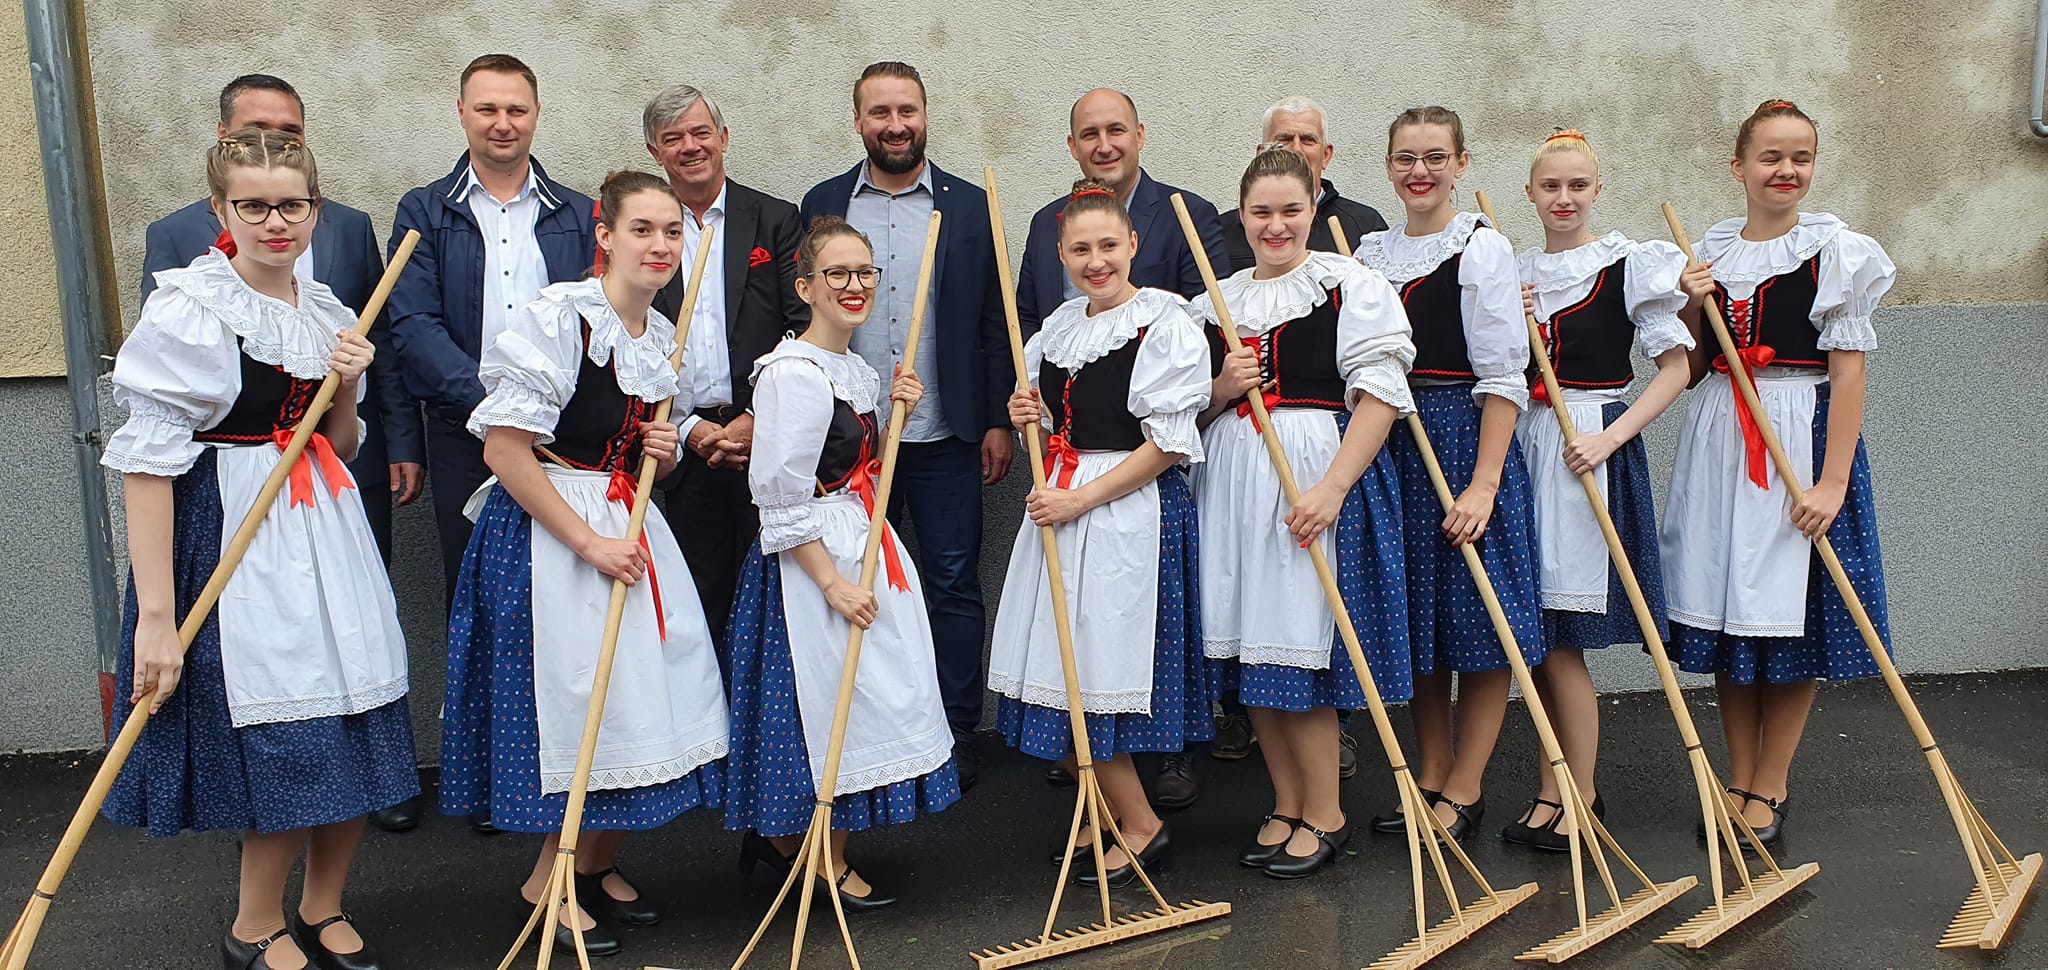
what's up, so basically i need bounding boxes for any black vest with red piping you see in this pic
[1040,332,1148,451]
[815,399,878,492]
[543,322,653,473]
[1399,242,1477,381]
[1205,292,1347,412]
[193,339,320,445]
[1713,255,1826,371]
[1537,257,1637,390]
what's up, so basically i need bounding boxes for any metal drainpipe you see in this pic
[23,0,126,726]
[2035,0,2048,136]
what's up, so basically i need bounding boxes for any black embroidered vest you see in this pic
[1205,291,1347,412]
[546,322,653,473]
[1713,255,1826,370]
[1040,331,1148,451]
[193,339,319,445]
[1539,258,1638,389]
[1401,251,1476,380]
[816,398,878,492]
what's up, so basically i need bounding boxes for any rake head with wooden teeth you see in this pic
[1465,194,1819,951]
[1665,203,2038,953]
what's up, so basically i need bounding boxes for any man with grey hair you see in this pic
[644,83,807,644]
[1219,95,1388,273]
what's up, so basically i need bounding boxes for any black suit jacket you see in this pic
[653,178,807,414]
[1220,178,1389,274]
[140,197,424,464]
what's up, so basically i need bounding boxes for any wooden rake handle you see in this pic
[811,210,943,803]
[551,224,717,854]
[982,169,1099,771]
[2,229,420,964]
[1171,194,1420,773]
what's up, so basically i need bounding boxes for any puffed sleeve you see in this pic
[102,288,242,477]
[1019,330,1052,432]
[466,297,582,442]
[1456,227,1530,409]
[1812,230,1895,352]
[1335,268,1417,416]
[749,359,834,553]
[1127,303,1211,461]
[1623,241,1696,359]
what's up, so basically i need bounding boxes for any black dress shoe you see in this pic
[1237,814,1301,868]
[1151,753,1198,811]
[289,912,384,970]
[1047,823,1110,866]
[1699,787,1745,840]
[369,797,419,833]
[1502,798,1568,852]
[469,812,502,836]
[1076,825,1171,889]
[822,868,898,914]
[576,866,660,927]
[952,733,980,794]
[1737,793,1787,851]
[1435,795,1485,842]
[1370,788,1439,834]
[552,920,622,958]
[1263,817,1350,879]
[1045,765,1077,786]
[739,830,795,879]
[221,927,292,970]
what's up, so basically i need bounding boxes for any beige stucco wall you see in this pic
[0,3,61,377]
[61,0,2048,330]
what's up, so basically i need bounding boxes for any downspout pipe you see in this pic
[22,0,126,728]
[2034,0,2048,136]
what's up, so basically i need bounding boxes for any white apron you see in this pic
[988,449,1160,713]
[1515,388,1624,614]
[465,467,730,794]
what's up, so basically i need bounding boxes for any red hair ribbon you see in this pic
[212,227,238,258]
[1070,187,1116,200]
[1545,129,1589,144]
[270,430,354,507]
[604,469,668,641]
[1760,99,1799,112]
[591,198,607,275]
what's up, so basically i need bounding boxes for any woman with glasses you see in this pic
[724,216,959,913]
[102,127,416,970]
[442,170,729,960]
[1355,105,1544,844]
[988,179,1214,885]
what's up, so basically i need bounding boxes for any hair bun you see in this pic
[1758,99,1800,113]
[1545,128,1589,145]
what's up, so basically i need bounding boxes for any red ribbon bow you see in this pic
[605,469,668,641]
[1041,432,1080,490]
[1530,379,1551,407]
[749,246,773,268]
[844,458,911,594]
[1712,345,1778,490]
[212,228,238,258]
[271,430,355,508]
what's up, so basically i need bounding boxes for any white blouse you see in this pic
[748,339,883,553]
[1023,287,1213,461]
[1517,231,1696,363]
[466,278,686,443]
[1694,213,1894,353]
[1188,250,1417,416]
[105,249,363,478]
[1356,212,1529,409]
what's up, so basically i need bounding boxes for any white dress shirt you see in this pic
[460,164,549,358]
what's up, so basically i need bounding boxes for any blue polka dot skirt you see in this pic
[1674,384,1890,684]
[1541,400,1671,651]
[440,486,724,832]
[103,448,420,838]
[723,542,961,838]
[1390,385,1546,674]
[1223,411,1408,714]
[997,469,1220,759]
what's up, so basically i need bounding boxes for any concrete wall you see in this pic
[4,1,2047,750]
[0,3,62,376]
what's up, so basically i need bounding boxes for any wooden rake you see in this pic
[0,230,422,970]
[1665,204,2040,951]
[962,169,1231,970]
[1468,196,1820,948]
[1332,216,1694,962]
[1180,195,1537,970]
[725,210,942,970]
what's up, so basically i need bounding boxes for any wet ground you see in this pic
[3,671,2043,969]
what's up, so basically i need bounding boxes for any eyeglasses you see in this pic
[228,198,317,225]
[811,266,882,290]
[1388,151,1456,173]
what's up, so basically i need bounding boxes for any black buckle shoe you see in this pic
[576,866,660,927]
[1501,798,1567,851]
[221,927,292,970]
[1435,795,1485,842]
[824,867,899,914]
[289,911,385,970]
[1370,788,1439,833]
[1237,814,1301,868]
[1077,825,1171,889]
[1736,791,1787,852]
[1263,817,1350,879]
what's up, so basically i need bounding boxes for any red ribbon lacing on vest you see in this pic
[271,430,355,507]
[1233,332,1270,432]
[843,458,911,593]
[604,469,668,641]
[1712,297,1777,490]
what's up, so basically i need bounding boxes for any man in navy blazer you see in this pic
[386,55,596,626]
[800,62,1014,790]
[141,73,427,833]
[1014,88,1229,333]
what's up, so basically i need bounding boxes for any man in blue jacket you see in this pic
[801,61,1014,791]
[386,56,594,833]
[139,73,427,833]
[1013,88,1229,334]
[1011,87,1228,810]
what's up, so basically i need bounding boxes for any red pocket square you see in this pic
[749,246,773,268]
